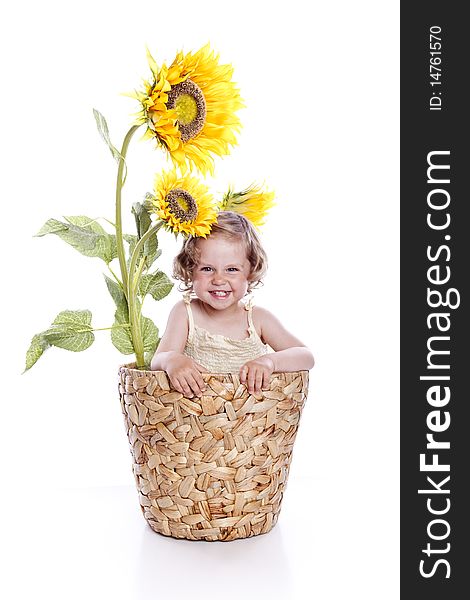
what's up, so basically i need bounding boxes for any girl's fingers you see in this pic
[241,363,273,393]
[193,370,206,394]
[170,367,207,398]
[178,377,194,398]
[262,370,270,390]
[255,371,264,393]
[171,378,184,395]
[247,369,256,394]
[187,373,204,397]
[190,363,206,394]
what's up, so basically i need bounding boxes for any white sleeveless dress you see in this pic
[182,294,269,373]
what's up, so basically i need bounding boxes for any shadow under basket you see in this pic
[118,366,309,541]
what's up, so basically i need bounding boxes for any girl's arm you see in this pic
[151,301,188,367]
[151,301,206,397]
[240,307,314,394]
[257,307,314,371]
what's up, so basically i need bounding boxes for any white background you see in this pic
[1,1,399,598]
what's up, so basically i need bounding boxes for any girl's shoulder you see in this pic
[167,299,190,324]
[251,304,279,330]
[170,298,189,313]
[251,304,275,317]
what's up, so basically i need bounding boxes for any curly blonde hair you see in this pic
[173,211,268,292]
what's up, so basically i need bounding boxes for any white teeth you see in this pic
[211,291,228,297]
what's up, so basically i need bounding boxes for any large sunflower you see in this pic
[219,184,275,227]
[149,170,218,237]
[132,44,244,175]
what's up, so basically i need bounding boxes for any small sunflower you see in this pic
[219,184,275,227]
[131,44,244,175]
[149,170,218,237]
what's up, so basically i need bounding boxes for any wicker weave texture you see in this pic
[119,367,308,541]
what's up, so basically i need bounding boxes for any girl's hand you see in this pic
[166,354,207,398]
[240,356,275,395]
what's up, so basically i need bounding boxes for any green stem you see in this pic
[133,256,147,292]
[115,125,140,299]
[63,324,130,335]
[93,324,129,332]
[128,222,163,285]
[130,258,146,367]
[102,217,116,228]
[127,221,163,368]
[107,265,123,289]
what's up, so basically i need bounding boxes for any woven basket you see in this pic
[118,366,309,541]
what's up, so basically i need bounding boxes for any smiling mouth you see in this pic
[209,290,231,298]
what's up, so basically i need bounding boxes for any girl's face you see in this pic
[192,235,251,311]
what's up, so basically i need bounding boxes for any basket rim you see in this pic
[119,363,310,377]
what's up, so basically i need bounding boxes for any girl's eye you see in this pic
[227,267,239,272]
[200,266,212,272]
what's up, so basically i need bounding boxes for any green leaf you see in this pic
[142,316,159,352]
[124,232,161,269]
[131,202,159,268]
[111,303,133,354]
[93,109,124,163]
[140,271,173,301]
[111,325,133,354]
[104,274,126,308]
[23,310,95,371]
[24,334,50,372]
[65,216,117,263]
[144,349,158,370]
[110,306,159,356]
[105,275,131,355]
[36,219,66,236]
[123,234,138,245]
[65,216,106,234]
[124,234,137,271]
[42,310,95,352]
[132,202,152,239]
[36,217,117,264]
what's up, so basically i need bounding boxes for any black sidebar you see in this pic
[401,2,469,598]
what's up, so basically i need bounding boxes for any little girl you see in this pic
[151,211,314,397]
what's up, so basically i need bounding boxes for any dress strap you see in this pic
[244,297,256,332]
[183,292,195,338]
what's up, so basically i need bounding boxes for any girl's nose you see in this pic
[211,271,226,285]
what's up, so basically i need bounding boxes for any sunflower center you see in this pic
[166,188,198,222]
[166,79,206,142]
[174,95,198,125]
